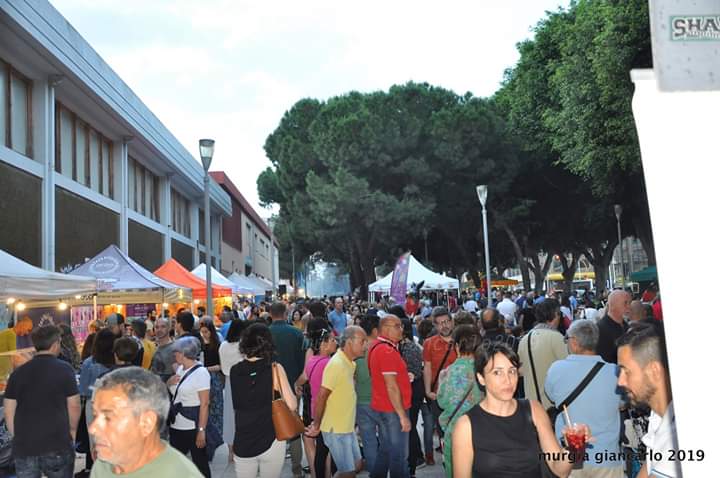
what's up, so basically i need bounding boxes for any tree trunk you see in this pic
[585,236,618,294]
[498,220,532,291]
[558,252,579,295]
[633,216,657,266]
[528,253,552,294]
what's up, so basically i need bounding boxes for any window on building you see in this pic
[0,59,33,158]
[127,157,160,222]
[55,102,114,199]
[171,189,191,238]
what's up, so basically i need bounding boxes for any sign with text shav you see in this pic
[650,1,720,91]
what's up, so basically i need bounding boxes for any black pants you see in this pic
[169,428,211,478]
[314,431,337,478]
[408,379,424,474]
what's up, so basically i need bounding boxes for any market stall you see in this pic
[155,259,233,316]
[369,255,459,292]
[228,272,265,296]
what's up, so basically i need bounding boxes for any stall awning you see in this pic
[191,264,239,294]
[630,265,657,283]
[69,245,191,304]
[154,259,232,299]
[0,248,97,300]
[369,255,459,292]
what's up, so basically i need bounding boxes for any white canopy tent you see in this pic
[0,248,97,300]
[228,273,264,295]
[368,255,459,292]
[192,264,240,294]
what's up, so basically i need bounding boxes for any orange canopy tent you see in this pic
[154,259,232,299]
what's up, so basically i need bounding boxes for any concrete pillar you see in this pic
[41,75,61,271]
[161,174,172,262]
[118,137,131,254]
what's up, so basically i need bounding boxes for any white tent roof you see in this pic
[368,255,459,292]
[228,273,264,295]
[192,264,239,294]
[0,249,97,300]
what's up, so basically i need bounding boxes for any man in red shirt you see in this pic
[368,314,412,478]
[422,306,457,463]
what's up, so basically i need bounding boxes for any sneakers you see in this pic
[425,452,435,466]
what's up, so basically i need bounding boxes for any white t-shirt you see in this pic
[642,401,682,478]
[464,300,479,312]
[219,341,245,377]
[169,364,211,430]
[497,298,518,323]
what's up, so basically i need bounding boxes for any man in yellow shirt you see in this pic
[130,320,156,369]
[307,325,367,477]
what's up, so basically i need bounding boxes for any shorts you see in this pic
[322,431,362,473]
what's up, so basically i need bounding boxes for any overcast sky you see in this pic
[50,0,569,218]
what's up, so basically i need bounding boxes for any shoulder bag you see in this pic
[166,364,201,426]
[546,362,604,426]
[428,339,454,416]
[271,362,305,441]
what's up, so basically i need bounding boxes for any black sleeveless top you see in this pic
[467,399,542,478]
[230,359,275,457]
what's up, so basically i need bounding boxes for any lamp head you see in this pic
[199,139,215,172]
[614,204,623,220]
[476,185,488,207]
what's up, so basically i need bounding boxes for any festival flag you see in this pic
[390,252,411,306]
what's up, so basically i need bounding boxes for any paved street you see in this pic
[209,444,446,478]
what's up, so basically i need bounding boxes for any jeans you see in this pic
[357,403,378,472]
[169,428,211,478]
[14,450,75,478]
[420,401,434,455]
[371,410,409,478]
[233,439,285,478]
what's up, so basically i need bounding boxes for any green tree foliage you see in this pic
[259,0,655,296]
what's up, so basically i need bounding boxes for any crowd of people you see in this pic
[2,285,679,478]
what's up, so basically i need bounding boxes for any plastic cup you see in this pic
[564,425,587,468]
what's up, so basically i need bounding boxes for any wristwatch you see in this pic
[198,427,205,432]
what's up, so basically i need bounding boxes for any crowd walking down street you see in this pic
[1,287,679,478]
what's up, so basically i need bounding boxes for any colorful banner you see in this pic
[14,307,71,349]
[70,306,104,344]
[125,304,156,320]
[390,252,411,306]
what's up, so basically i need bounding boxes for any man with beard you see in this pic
[617,322,681,478]
[422,306,456,465]
[150,318,175,383]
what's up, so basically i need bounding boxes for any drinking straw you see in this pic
[563,404,573,427]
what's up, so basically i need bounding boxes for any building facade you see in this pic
[210,172,278,286]
[0,1,231,273]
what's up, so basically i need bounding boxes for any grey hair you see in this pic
[339,325,363,348]
[155,317,170,327]
[172,336,201,359]
[567,319,599,352]
[94,366,169,432]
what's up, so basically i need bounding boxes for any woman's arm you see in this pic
[530,400,573,478]
[276,364,298,411]
[452,414,474,478]
[196,389,210,449]
[294,371,308,396]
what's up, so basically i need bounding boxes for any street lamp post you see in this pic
[476,185,492,301]
[199,139,215,316]
[614,204,624,288]
[423,228,429,264]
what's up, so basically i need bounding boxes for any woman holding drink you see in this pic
[452,342,591,478]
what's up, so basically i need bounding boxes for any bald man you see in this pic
[596,289,631,363]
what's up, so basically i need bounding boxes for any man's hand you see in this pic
[400,414,411,432]
[196,430,206,448]
[167,375,180,386]
[426,391,437,401]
